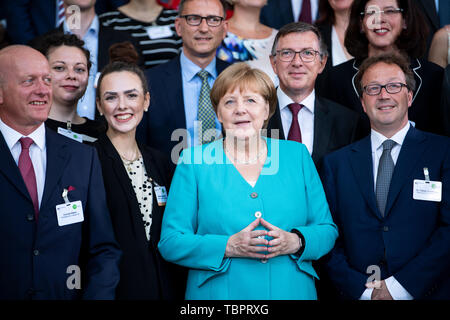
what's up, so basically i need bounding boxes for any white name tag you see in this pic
[56,200,84,226]
[57,127,83,143]
[154,186,167,206]
[146,25,173,39]
[413,179,442,202]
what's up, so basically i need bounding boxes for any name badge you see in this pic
[146,25,173,39]
[57,127,83,143]
[154,186,167,206]
[56,200,84,226]
[413,180,442,202]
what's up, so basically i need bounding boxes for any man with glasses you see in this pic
[322,53,450,300]
[137,0,229,164]
[268,22,360,172]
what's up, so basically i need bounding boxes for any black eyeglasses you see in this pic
[180,15,224,27]
[274,48,321,62]
[363,82,409,96]
[360,7,403,17]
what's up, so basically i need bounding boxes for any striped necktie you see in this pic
[57,0,65,27]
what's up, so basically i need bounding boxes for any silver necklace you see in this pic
[224,142,266,165]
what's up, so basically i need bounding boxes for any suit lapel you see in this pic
[267,100,286,139]
[140,146,166,245]
[384,127,427,217]
[418,0,439,29]
[280,0,294,23]
[0,131,31,201]
[40,129,70,212]
[349,136,380,219]
[167,57,187,133]
[311,97,332,164]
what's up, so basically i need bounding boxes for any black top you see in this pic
[46,118,106,144]
[317,58,446,137]
[94,133,186,300]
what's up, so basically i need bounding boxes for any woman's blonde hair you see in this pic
[210,62,277,129]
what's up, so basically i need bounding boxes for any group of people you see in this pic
[0,0,449,301]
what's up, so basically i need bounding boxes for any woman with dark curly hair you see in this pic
[35,32,106,144]
[319,0,446,137]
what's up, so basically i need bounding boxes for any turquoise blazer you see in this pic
[158,138,338,300]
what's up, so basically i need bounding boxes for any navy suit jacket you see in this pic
[5,0,128,44]
[260,0,295,30]
[0,127,121,300]
[321,126,450,299]
[137,56,230,163]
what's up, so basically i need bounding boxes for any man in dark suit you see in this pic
[260,0,319,30]
[322,53,450,300]
[137,0,229,164]
[0,45,121,299]
[5,0,128,45]
[267,22,360,172]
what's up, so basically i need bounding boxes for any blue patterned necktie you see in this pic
[197,70,216,144]
[376,139,396,217]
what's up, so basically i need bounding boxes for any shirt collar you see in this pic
[277,87,315,114]
[180,50,217,82]
[0,118,46,151]
[63,14,99,36]
[371,121,410,152]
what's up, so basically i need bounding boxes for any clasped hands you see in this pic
[224,218,301,259]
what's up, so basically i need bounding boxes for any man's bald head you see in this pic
[0,45,52,135]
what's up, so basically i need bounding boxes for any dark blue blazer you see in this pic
[137,56,230,162]
[321,126,450,299]
[0,127,121,300]
[5,0,128,44]
[260,0,295,30]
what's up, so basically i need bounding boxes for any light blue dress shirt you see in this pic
[63,15,99,120]
[180,50,222,147]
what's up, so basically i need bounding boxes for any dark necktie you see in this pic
[197,70,216,144]
[298,0,312,24]
[18,137,39,219]
[375,139,396,217]
[287,103,303,143]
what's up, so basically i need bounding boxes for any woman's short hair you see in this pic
[345,0,428,59]
[354,52,416,97]
[271,22,328,59]
[210,63,277,129]
[96,42,148,99]
[34,32,92,72]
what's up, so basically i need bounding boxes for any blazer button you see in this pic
[260,258,268,264]
[250,192,258,199]
[26,214,34,221]
[254,211,262,218]
[33,249,40,256]
[383,226,389,232]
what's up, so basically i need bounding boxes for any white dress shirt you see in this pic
[277,87,315,155]
[0,119,47,208]
[360,121,413,300]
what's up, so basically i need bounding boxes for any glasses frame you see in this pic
[274,48,321,63]
[363,82,409,96]
[179,14,225,27]
[360,7,403,18]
